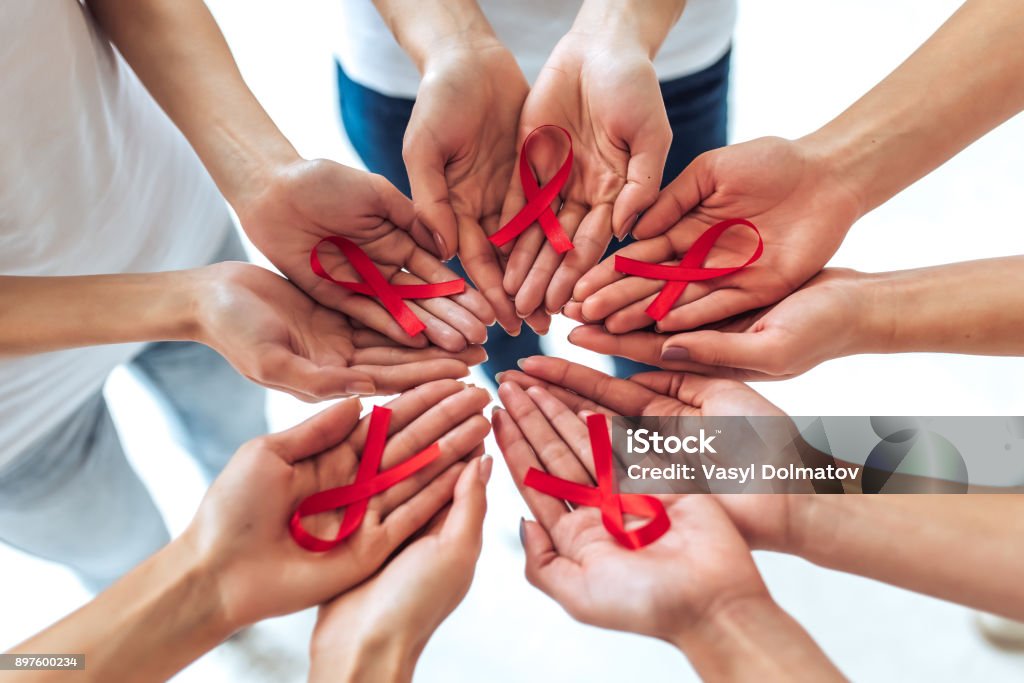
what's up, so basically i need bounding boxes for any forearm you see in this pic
[802,0,1024,216]
[309,629,421,683]
[675,595,843,682]
[850,258,1024,356]
[793,495,1024,620]
[371,0,500,73]
[86,0,297,208]
[0,271,201,356]
[8,537,233,683]
[573,0,687,58]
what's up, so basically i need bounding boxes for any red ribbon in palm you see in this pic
[524,413,669,550]
[614,218,764,321]
[310,236,465,337]
[489,125,575,254]
[289,406,440,552]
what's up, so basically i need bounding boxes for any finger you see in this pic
[404,140,459,260]
[660,329,783,374]
[627,371,722,406]
[328,292,430,350]
[257,346,377,398]
[381,462,465,550]
[547,204,613,314]
[497,382,593,486]
[521,519,587,618]
[350,360,471,393]
[402,299,468,352]
[440,455,490,549]
[611,119,672,238]
[658,288,767,332]
[524,386,596,479]
[514,355,654,416]
[513,202,587,316]
[498,371,616,418]
[404,248,495,336]
[492,408,568,528]
[351,343,486,367]
[523,309,551,335]
[265,398,362,464]
[633,153,709,240]
[584,278,663,329]
[458,215,522,335]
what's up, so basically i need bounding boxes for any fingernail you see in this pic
[345,381,377,396]
[661,346,690,361]
[494,371,505,384]
[518,517,526,547]
[433,232,448,259]
[479,455,493,484]
[515,358,526,370]
[621,213,639,239]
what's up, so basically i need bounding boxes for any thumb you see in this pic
[661,330,774,372]
[404,141,459,260]
[369,172,417,233]
[441,455,491,550]
[612,121,672,239]
[633,150,711,240]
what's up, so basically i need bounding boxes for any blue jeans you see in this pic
[337,50,731,382]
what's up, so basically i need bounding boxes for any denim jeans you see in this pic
[0,229,267,592]
[337,49,731,382]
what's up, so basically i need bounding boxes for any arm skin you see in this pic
[568,257,1024,380]
[85,0,495,353]
[803,0,1024,216]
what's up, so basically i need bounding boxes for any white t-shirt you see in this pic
[0,2,230,466]
[336,0,737,98]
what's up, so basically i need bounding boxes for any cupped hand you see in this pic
[567,268,872,380]
[571,137,864,333]
[182,379,491,630]
[497,357,798,552]
[309,455,491,683]
[492,381,769,643]
[499,31,672,324]
[236,158,495,351]
[194,261,486,401]
[403,41,529,335]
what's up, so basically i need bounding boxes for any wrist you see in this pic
[310,624,421,683]
[794,132,872,224]
[569,0,683,58]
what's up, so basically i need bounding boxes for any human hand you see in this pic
[570,137,865,333]
[235,158,495,351]
[181,379,491,631]
[492,380,770,644]
[403,40,529,335]
[499,30,672,324]
[497,356,799,552]
[567,268,876,380]
[193,261,486,400]
[308,455,491,683]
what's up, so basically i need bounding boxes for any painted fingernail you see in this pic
[431,232,448,258]
[661,346,690,361]
[345,381,377,395]
[479,455,493,484]
[518,517,527,547]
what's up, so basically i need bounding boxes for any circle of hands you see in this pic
[196,32,869,674]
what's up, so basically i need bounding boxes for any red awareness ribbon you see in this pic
[488,125,575,254]
[524,413,670,550]
[614,218,764,321]
[310,236,466,337]
[289,406,440,552]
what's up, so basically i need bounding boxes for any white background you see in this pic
[2,1,1024,681]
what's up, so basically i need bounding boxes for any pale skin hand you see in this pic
[194,262,487,400]
[404,41,529,335]
[569,137,863,334]
[499,1,679,324]
[85,0,496,353]
[309,455,491,683]
[7,381,491,682]
[492,377,843,681]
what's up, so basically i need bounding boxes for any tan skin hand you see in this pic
[566,268,872,380]
[499,32,672,325]
[404,41,529,335]
[237,158,495,352]
[571,137,864,334]
[193,261,486,401]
